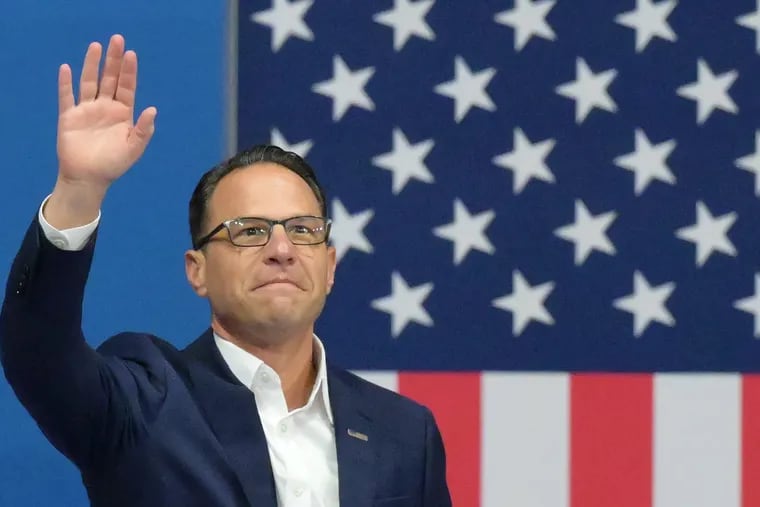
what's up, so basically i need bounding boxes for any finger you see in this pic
[115,50,137,110]
[97,34,125,99]
[128,106,157,154]
[58,64,75,115]
[79,42,102,102]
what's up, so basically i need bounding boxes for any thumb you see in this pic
[128,106,157,154]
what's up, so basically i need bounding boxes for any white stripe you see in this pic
[654,374,740,507]
[351,370,399,393]
[482,372,569,507]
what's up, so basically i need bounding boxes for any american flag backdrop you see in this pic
[235,0,760,505]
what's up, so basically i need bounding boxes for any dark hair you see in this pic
[189,144,328,249]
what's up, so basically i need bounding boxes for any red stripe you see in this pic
[742,375,760,507]
[398,372,480,507]
[570,374,652,507]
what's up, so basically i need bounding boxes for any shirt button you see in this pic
[52,239,66,249]
[279,422,288,433]
[260,372,270,383]
[294,487,304,497]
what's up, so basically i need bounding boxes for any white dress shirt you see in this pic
[38,198,340,507]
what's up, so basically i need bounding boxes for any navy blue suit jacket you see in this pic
[0,219,452,507]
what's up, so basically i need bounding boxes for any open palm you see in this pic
[57,35,156,187]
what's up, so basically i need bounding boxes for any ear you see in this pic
[185,249,208,297]
[325,245,337,294]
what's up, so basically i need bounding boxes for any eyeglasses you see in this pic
[194,216,332,249]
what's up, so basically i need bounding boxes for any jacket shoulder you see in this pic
[95,332,190,383]
[328,367,432,420]
[96,331,178,358]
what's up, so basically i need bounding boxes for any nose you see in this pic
[263,224,296,265]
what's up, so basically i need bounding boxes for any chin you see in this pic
[251,305,305,328]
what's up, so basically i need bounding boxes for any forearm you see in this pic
[0,217,108,466]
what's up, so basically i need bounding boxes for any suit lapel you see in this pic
[181,330,278,507]
[328,367,377,507]
[178,333,379,507]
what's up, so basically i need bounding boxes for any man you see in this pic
[0,34,451,507]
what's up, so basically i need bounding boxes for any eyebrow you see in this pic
[225,212,324,220]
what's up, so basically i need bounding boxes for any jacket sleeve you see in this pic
[0,217,162,471]
[422,407,452,506]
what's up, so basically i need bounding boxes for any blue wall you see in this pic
[0,2,227,504]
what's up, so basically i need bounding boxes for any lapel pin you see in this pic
[347,429,369,442]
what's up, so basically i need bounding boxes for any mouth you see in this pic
[255,278,301,290]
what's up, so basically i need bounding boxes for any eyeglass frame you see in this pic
[193,215,332,250]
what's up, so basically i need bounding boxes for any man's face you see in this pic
[185,162,336,340]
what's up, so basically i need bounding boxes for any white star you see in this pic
[737,0,760,54]
[613,128,677,195]
[330,199,374,262]
[492,128,556,194]
[371,128,435,194]
[554,200,617,266]
[735,131,760,196]
[371,272,434,338]
[494,0,557,51]
[555,58,618,124]
[675,201,737,267]
[433,199,496,265]
[270,128,313,158]
[676,59,738,125]
[734,274,760,337]
[312,55,375,121]
[492,271,555,336]
[251,0,314,52]
[373,0,436,51]
[613,271,676,337]
[614,0,678,52]
[434,56,497,123]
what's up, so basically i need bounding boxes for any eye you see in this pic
[241,226,268,236]
[291,225,313,234]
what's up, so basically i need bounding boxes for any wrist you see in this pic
[45,178,107,229]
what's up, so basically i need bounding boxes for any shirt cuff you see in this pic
[38,194,101,251]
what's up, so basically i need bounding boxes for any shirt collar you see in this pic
[213,332,333,425]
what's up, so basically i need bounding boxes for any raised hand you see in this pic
[47,34,157,229]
